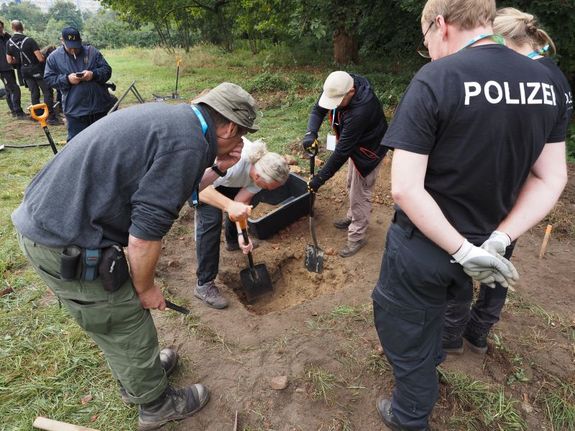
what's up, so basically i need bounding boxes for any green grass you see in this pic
[439,369,527,431]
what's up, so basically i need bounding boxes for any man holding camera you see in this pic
[44,27,116,140]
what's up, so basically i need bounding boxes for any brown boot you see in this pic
[339,239,367,257]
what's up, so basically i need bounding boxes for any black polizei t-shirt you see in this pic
[383,44,565,244]
[537,56,573,140]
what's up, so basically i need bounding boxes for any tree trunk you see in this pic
[333,27,359,65]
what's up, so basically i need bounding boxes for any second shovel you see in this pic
[237,218,273,302]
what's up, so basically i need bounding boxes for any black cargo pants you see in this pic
[372,215,472,429]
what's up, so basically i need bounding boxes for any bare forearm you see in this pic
[199,186,232,210]
[199,167,220,190]
[394,188,464,254]
[127,235,162,294]
[498,173,567,241]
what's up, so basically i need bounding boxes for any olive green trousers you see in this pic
[18,233,167,404]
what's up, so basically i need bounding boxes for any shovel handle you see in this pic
[237,218,256,269]
[29,103,49,127]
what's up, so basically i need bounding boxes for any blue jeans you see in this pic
[372,217,472,429]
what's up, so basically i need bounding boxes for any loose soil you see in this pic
[154,155,575,431]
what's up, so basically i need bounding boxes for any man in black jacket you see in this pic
[302,71,388,257]
[0,20,24,117]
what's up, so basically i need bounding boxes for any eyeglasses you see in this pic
[417,21,435,58]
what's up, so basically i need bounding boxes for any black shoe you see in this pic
[376,398,429,431]
[47,116,61,126]
[138,384,210,431]
[120,348,179,404]
[225,241,241,252]
[333,217,352,230]
[442,337,464,355]
[463,327,488,355]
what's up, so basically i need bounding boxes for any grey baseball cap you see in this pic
[193,82,259,132]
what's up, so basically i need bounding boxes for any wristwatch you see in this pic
[211,164,227,177]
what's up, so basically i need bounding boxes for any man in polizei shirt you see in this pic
[371,0,568,429]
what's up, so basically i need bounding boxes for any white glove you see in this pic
[238,234,253,255]
[481,230,511,257]
[452,240,519,288]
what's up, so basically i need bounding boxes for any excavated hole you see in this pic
[220,255,350,315]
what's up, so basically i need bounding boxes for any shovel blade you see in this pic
[240,263,273,303]
[305,244,324,273]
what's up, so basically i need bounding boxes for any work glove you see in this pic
[480,230,511,257]
[308,175,323,193]
[451,239,519,289]
[238,235,253,255]
[302,132,319,156]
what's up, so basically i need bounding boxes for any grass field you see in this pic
[0,45,573,430]
[0,44,414,431]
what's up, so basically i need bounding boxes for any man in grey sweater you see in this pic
[12,83,257,430]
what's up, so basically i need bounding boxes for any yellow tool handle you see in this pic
[238,217,248,230]
[28,103,49,127]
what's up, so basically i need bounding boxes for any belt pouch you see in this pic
[81,248,101,281]
[99,245,130,292]
[60,246,81,280]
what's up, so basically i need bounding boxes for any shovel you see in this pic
[29,103,58,155]
[304,141,324,273]
[238,218,273,302]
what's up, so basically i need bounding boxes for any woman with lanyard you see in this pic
[442,7,573,357]
[193,138,290,309]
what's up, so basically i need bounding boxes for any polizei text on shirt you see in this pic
[464,81,557,106]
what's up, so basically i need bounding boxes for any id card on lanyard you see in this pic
[190,105,209,207]
[327,108,339,151]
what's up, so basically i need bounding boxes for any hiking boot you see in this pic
[194,280,228,309]
[138,384,210,431]
[376,398,429,431]
[463,327,488,355]
[120,348,179,404]
[339,239,367,258]
[333,217,352,230]
[442,337,464,355]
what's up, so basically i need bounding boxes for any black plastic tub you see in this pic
[249,173,310,239]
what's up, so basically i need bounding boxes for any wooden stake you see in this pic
[33,417,100,431]
[539,224,553,259]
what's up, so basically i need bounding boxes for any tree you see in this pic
[48,1,84,31]
[0,1,47,32]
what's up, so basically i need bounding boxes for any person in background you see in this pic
[5,20,57,124]
[301,71,388,257]
[193,137,290,309]
[0,20,24,118]
[44,27,116,141]
[371,0,567,429]
[442,6,574,356]
[12,83,257,430]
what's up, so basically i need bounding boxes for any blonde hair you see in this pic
[493,7,556,56]
[244,139,290,185]
[422,0,495,30]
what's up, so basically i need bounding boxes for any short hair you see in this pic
[11,20,23,32]
[422,0,495,30]
[493,7,556,56]
[244,139,290,185]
